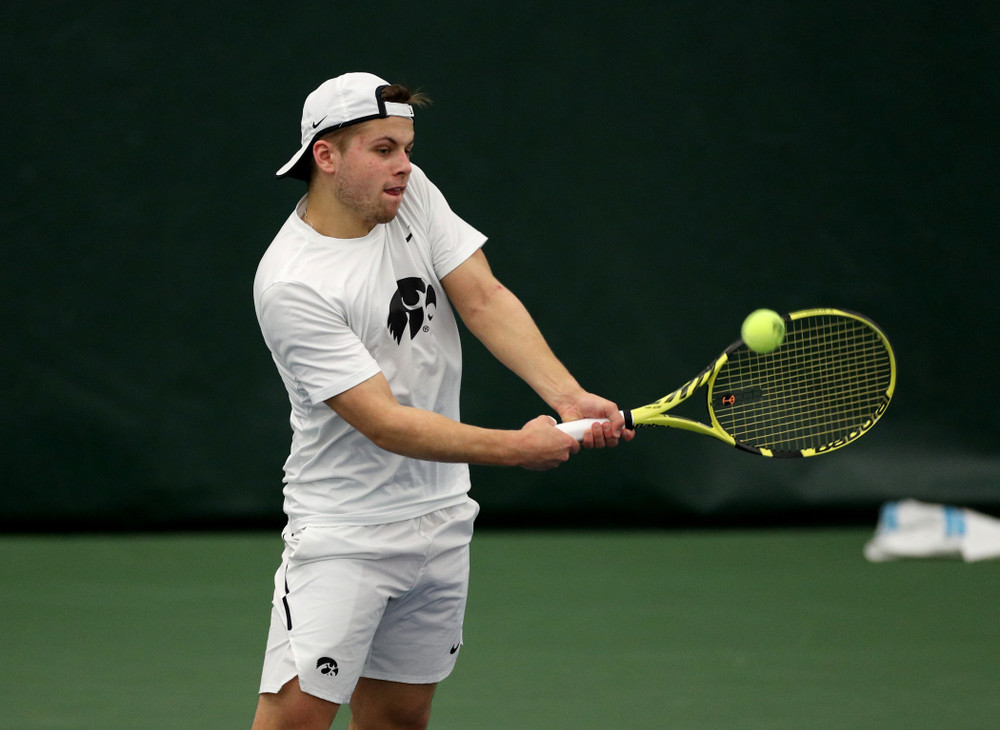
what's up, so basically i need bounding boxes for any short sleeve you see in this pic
[258,282,381,405]
[404,165,487,278]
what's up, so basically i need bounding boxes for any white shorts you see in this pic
[258,498,479,705]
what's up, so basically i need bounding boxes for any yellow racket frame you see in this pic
[625,308,897,457]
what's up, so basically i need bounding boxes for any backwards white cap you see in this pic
[276,72,415,181]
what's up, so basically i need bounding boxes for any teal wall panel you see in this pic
[2,2,997,528]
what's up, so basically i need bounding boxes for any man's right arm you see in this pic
[324,372,580,471]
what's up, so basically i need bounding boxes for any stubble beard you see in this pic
[334,175,402,228]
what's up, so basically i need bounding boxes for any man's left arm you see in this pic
[442,249,632,448]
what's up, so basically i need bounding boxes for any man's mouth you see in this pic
[385,185,406,197]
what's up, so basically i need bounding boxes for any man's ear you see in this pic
[312,139,339,175]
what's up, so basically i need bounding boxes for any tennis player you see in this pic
[250,72,632,730]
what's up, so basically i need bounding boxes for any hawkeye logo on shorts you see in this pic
[388,277,437,344]
[316,657,339,677]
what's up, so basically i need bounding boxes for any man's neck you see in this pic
[301,189,375,239]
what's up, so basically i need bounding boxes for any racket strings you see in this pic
[713,315,893,452]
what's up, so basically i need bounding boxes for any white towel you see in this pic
[864,499,1000,563]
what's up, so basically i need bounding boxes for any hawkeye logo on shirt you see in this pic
[387,277,437,344]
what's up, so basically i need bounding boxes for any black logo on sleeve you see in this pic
[387,277,437,344]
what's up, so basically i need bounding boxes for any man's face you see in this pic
[332,116,414,231]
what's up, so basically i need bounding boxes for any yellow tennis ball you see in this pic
[741,309,786,353]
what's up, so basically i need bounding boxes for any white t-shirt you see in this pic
[254,164,487,526]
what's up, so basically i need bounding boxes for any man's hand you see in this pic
[553,392,636,449]
[515,415,581,471]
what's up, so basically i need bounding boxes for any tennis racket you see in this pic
[558,308,896,457]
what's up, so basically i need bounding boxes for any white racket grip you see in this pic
[555,411,629,441]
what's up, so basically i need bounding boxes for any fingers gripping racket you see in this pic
[558,308,896,457]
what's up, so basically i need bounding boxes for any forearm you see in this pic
[443,249,626,438]
[363,402,525,466]
[325,374,577,471]
[461,281,584,410]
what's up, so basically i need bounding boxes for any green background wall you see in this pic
[3,1,997,530]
